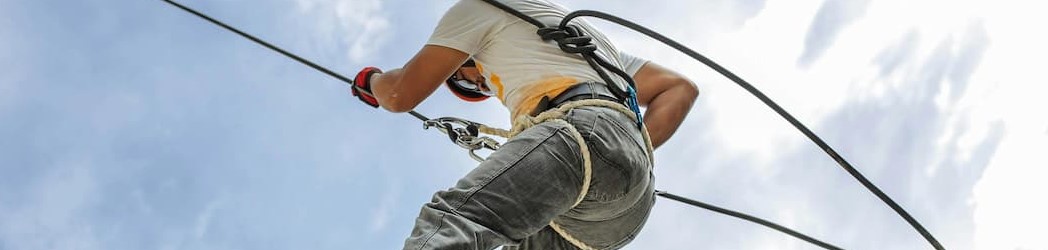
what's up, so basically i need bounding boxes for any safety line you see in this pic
[161,0,352,85]
[160,0,430,121]
[655,191,842,250]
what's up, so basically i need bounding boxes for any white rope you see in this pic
[549,220,597,250]
[479,99,654,250]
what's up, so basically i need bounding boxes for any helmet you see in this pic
[445,59,494,102]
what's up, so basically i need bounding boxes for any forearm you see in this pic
[642,83,698,149]
[364,45,470,113]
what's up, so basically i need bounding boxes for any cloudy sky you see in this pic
[1,0,1045,249]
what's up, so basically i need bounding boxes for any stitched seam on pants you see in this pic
[602,195,654,249]
[451,125,564,210]
[595,114,646,153]
[587,150,631,201]
[416,211,448,250]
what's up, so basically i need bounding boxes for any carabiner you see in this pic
[422,117,502,162]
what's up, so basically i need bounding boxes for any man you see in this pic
[351,0,698,249]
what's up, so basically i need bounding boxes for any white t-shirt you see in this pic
[427,0,648,118]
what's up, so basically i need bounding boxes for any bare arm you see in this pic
[370,45,470,113]
[633,61,699,149]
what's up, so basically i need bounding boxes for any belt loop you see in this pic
[586,82,596,100]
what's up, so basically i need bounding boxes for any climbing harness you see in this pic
[160,0,944,249]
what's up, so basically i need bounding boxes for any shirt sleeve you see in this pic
[426,0,501,55]
[618,51,650,77]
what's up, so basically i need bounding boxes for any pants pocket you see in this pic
[580,110,649,202]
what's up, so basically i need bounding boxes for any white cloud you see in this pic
[974,131,1048,250]
[965,1,1048,249]
[294,0,391,64]
[193,197,225,240]
[593,0,1021,249]
[368,185,399,234]
[798,0,872,67]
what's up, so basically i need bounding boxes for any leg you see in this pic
[501,226,579,250]
[403,121,586,250]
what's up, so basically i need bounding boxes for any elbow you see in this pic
[383,104,412,113]
[379,91,425,113]
[373,78,420,113]
[682,79,699,100]
[670,76,699,101]
[380,96,417,113]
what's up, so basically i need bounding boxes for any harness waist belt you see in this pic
[531,82,622,116]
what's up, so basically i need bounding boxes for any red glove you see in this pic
[352,67,382,108]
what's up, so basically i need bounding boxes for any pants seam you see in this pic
[416,211,448,250]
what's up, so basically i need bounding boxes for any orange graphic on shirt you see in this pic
[475,62,579,118]
[511,76,579,118]
[475,62,505,101]
[490,73,505,101]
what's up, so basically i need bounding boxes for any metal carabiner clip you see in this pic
[422,117,501,162]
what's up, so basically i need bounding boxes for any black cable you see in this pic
[159,0,431,122]
[559,10,944,250]
[161,0,354,85]
[655,191,843,250]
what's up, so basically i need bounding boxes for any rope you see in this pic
[549,219,596,250]
[479,99,655,250]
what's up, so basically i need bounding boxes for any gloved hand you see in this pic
[352,67,382,108]
[445,59,491,102]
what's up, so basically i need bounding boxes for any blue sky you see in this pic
[1,0,1045,249]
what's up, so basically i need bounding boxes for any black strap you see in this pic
[530,82,619,116]
[550,82,619,105]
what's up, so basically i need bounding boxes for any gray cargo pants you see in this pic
[403,105,655,250]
